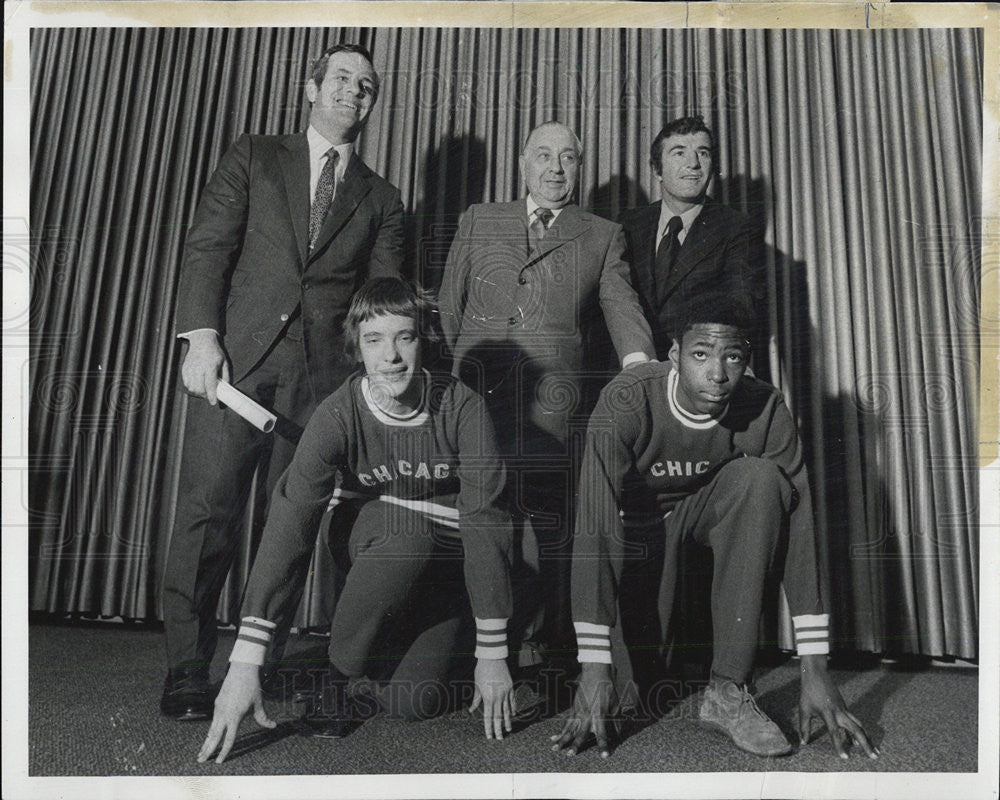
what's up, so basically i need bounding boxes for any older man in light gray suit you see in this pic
[439,121,654,666]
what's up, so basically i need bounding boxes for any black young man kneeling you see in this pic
[551,293,878,761]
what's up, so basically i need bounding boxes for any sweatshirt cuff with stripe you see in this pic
[229,617,276,666]
[475,618,508,660]
[231,616,509,665]
[792,613,830,656]
[574,614,831,664]
[574,621,613,664]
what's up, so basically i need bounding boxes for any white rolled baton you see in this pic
[215,380,276,433]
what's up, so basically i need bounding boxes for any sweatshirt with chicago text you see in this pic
[230,370,513,667]
[572,360,829,663]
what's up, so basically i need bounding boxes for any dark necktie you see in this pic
[309,148,339,250]
[529,207,554,247]
[654,215,684,301]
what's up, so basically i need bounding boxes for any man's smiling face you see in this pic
[656,130,713,212]
[358,312,422,413]
[306,51,378,143]
[519,123,580,209]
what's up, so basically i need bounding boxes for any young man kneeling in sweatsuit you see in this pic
[552,293,877,762]
[198,278,515,763]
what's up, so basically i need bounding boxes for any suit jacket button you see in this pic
[508,317,517,326]
[280,313,289,322]
[518,276,527,285]
[303,282,311,291]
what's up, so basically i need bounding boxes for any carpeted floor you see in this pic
[27,621,978,776]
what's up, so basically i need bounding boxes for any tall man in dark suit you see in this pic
[162,43,404,720]
[439,121,654,662]
[621,116,755,360]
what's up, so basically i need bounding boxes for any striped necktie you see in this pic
[529,207,554,249]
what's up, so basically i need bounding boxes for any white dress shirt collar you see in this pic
[656,200,703,246]
[526,195,565,225]
[307,126,353,200]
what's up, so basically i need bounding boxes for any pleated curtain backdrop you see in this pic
[28,26,982,659]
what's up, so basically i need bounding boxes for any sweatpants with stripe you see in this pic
[324,498,476,721]
[618,456,794,689]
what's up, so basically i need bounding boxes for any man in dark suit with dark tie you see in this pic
[161,43,404,720]
[440,121,654,666]
[620,116,754,360]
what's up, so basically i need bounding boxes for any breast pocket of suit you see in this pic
[225,286,244,313]
[228,267,251,291]
[224,264,256,311]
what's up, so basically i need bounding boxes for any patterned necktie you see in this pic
[529,207,554,247]
[309,148,339,250]
[654,215,684,300]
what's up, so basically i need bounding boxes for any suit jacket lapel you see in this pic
[308,151,373,264]
[278,133,311,264]
[527,203,588,267]
[658,202,725,301]
[632,204,660,306]
[477,199,530,267]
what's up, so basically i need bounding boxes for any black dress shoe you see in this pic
[160,666,215,720]
[260,666,289,702]
[295,666,358,738]
[261,664,330,703]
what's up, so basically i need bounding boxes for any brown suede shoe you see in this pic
[698,680,792,757]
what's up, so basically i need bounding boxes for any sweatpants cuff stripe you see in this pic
[578,650,613,664]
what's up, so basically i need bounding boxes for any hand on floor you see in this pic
[798,654,878,760]
[550,662,619,758]
[197,662,275,764]
[470,657,515,740]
